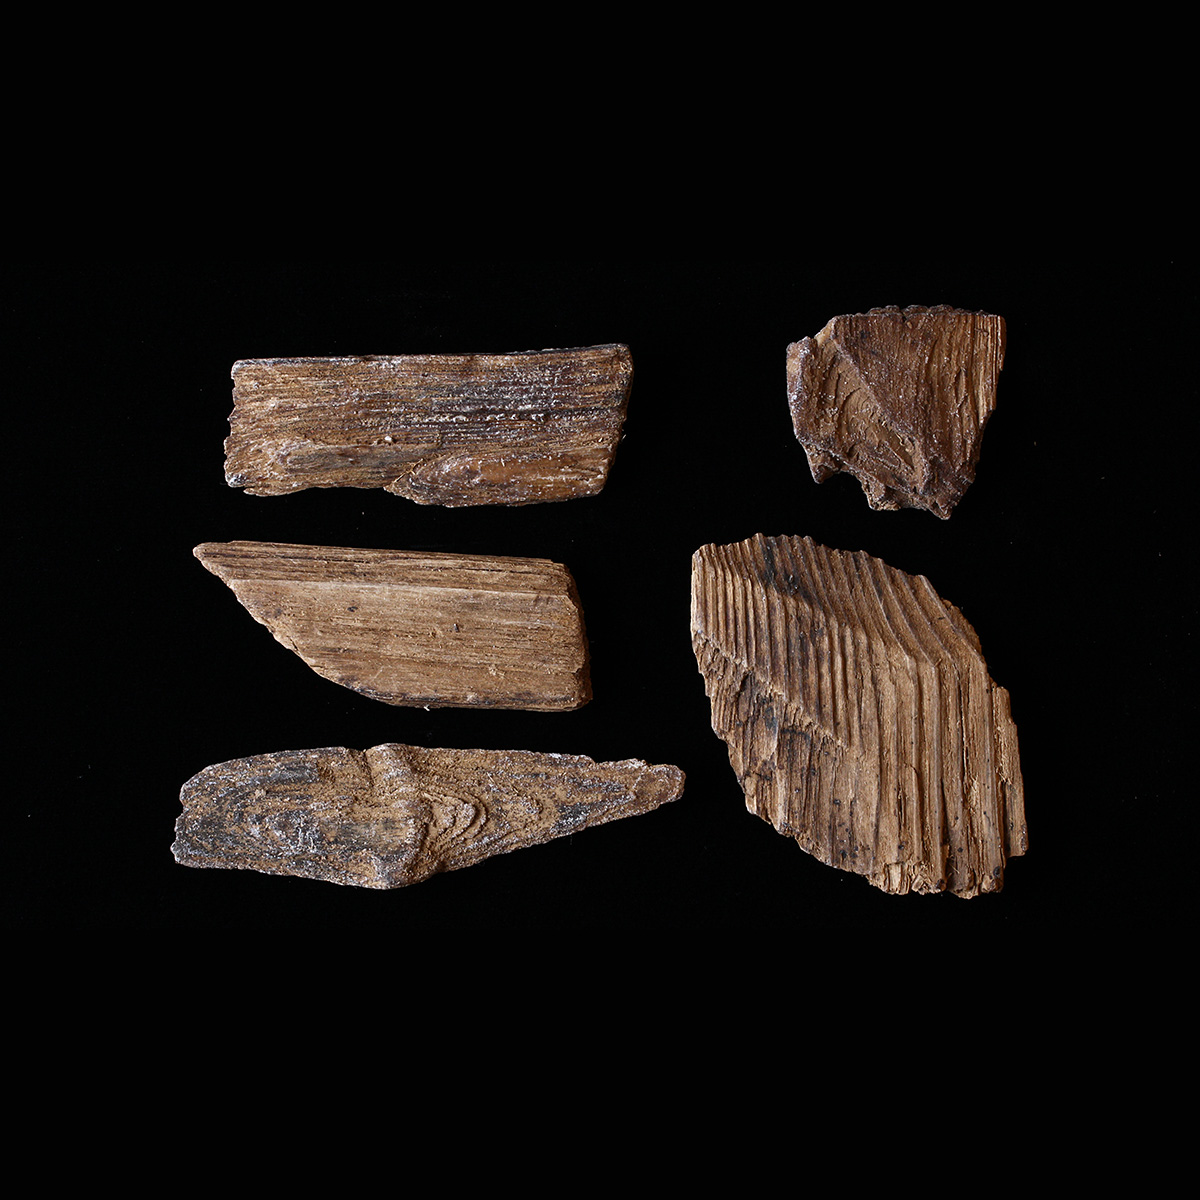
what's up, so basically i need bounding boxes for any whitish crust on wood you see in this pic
[225,344,633,506]
[173,745,685,889]
[691,533,1026,897]
[786,306,1005,518]
[195,541,591,711]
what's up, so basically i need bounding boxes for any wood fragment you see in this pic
[173,744,685,889]
[224,344,633,506]
[691,534,1026,897]
[786,306,1006,518]
[195,541,591,711]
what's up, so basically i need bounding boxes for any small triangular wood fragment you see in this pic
[786,306,1006,518]
[691,534,1026,897]
[173,744,685,889]
[225,344,633,506]
[195,541,591,710]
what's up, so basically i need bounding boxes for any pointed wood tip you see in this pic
[174,744,684,889]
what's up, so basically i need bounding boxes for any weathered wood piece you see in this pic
[195,541,591,710]
[173,744,685,889]
[225,344,633,506]
[691,534,1026,897]
[786,306,1006,518]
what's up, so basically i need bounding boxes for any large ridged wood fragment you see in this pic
[225,344,633,505]
[786,306,1006,518]
[173,744,685,889]
[691,534,1025,897]
[195,541,590,710]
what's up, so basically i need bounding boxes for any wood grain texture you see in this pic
[786,306,1006,518]
[173,744,685,889]
[225,344,633,506]
[195,541,591,711]
[691,534,1026,897]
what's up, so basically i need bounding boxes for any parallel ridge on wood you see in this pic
[691,533,1025,897]
[195,541,591,711]
[225,344,633,506]
[786,306,1005,518]
[173,744,685,889]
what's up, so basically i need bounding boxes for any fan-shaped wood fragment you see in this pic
[195,541,590,711]
[691,534,1025,897]
[786,306,1006,518]
[173,744,685,889]
[225,344,633,506]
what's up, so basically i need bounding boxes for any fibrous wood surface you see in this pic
[691,534,1025,897]
[786,306,1006,518]
[225,344,633,506]
[195,541,590,711]
[173,744,685,889]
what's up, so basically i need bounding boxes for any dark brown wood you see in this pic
[225,344,633,506]
[786,306,1006,518]
[195,541,591,711]
[692,534,1026,897]
[173,744,685,889]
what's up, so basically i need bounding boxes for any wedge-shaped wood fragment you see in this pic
[786,306,1006,518]
[173,744,685,889]
[225,344,633,506]
[692,534,1026,897]
[195,541,590,710]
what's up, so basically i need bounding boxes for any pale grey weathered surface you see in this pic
[195,541,591,711]
[174,744,685,889]
[787,307,1005,518]
[225,344,633,506]
[692,533,1026,897]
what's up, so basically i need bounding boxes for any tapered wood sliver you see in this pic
[691,534,1026,897]
[195,541,591,711]
[225,344,633,506]
[786,306,1006,518]
[173,744,685,889]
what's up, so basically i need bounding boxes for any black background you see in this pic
[9,260,1190,927]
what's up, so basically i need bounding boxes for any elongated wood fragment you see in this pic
[225,344,633,505]
[786,306,1006,517]
[691,534,1026,897]
[173,744,685,889]
[195,541,591,710]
